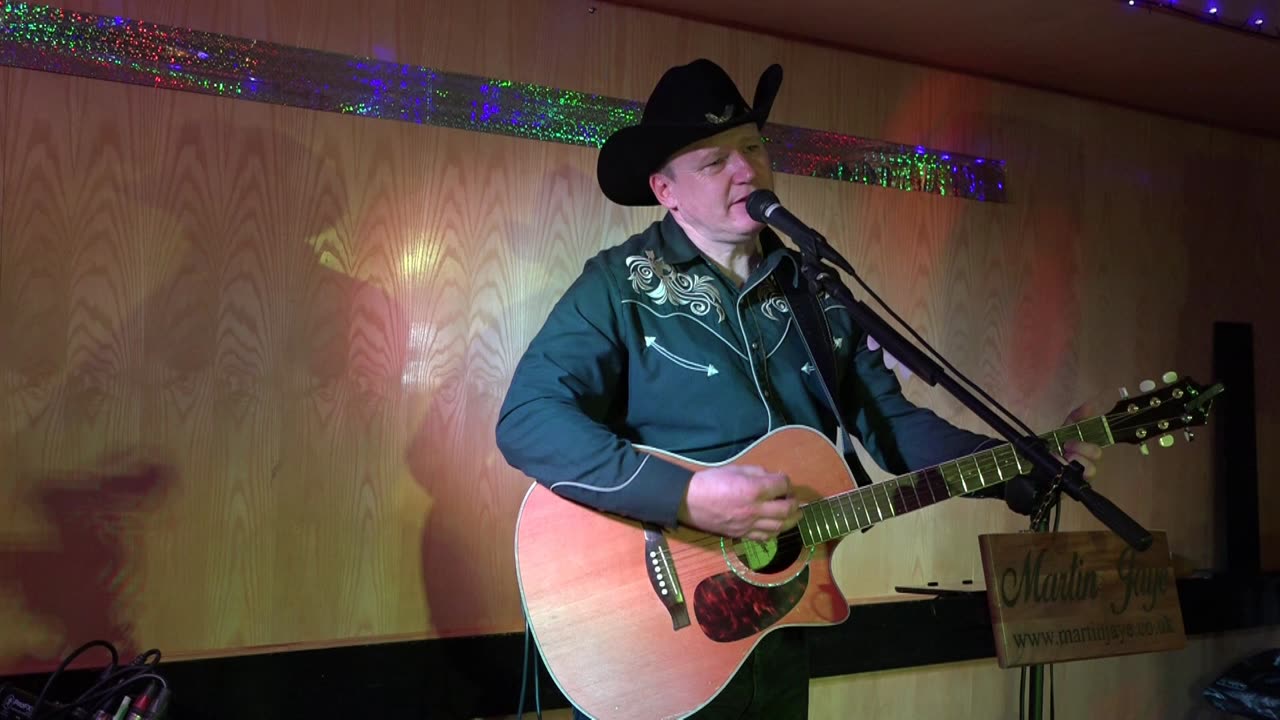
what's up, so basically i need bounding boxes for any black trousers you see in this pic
[571,628,809,720]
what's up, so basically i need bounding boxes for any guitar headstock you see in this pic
[1105,372,1224,453]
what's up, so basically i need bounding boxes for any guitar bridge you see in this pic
[643,526,690,630]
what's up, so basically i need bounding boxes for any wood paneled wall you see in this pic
[3,0,1278,715]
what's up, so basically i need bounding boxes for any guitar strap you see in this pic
[777,258,875,490]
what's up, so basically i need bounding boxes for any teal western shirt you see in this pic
[496,214,997,527]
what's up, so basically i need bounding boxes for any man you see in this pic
[496,58,1100,719]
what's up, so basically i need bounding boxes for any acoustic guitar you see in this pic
[515,375,1222,719]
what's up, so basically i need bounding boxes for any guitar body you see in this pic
[513,374,1223,719]
[515,426,854,720]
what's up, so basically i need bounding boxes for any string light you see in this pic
[1119,0,1279,42]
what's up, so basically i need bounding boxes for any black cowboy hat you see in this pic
[597,59,783,207]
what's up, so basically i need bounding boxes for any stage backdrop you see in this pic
[2,0,1278,717]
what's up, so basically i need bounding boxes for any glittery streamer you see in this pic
[1,2,1006,201]
[763,125,1003,200]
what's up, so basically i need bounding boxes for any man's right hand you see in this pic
[677,465,802,541]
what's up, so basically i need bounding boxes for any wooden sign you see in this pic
[978,531,1186,668]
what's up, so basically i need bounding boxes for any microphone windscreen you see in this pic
[745,189,780,223]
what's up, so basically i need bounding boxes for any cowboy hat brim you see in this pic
[597,64,782,207]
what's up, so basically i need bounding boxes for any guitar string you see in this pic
[647,402,1192,576]
[655,426,1111,577]
[663,421,1104,564]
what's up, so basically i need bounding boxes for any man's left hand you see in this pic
[1061,402,1104,478]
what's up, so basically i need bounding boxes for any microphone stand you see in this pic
[785,230,1152,549]
[783,229,1152,720]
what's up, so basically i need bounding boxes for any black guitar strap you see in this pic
[777,258,875,489]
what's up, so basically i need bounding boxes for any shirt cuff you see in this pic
[631,455,695,528]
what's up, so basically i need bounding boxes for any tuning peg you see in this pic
[1159,435,1175,448]
[1118,386,1130,399]
[1140,442,1150,456]
[1139,379,1156,393]
[1162,371,1179,384]
[1184,429,1195,442]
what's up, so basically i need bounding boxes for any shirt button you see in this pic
[750,341,759,350]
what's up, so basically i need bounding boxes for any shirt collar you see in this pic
[654,212,796,271]
[654,213,703,264]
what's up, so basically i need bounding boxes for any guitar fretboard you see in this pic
[796,417,1113,547]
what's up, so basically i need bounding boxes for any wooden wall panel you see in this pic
[3,0,1278,715]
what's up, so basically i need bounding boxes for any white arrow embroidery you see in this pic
[801,362,815,375]
[833,337,844,349]
[645,336,719,377]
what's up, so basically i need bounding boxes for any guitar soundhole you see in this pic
[733,527,803,574]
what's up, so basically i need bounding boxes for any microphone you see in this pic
[745,190,855,276]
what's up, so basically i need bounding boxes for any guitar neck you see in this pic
[796,416,1115,547]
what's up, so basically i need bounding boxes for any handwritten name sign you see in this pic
[978,531,1186,668]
